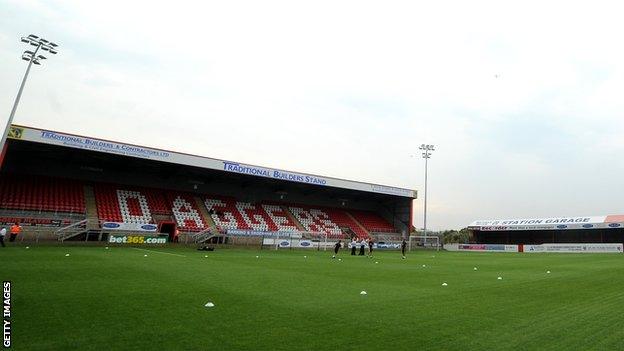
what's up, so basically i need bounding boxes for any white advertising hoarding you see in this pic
[523,243,623,253]
[469,215,624,231]
[101,222,158,232]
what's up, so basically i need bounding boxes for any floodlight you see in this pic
[1,34,59,163]
[417,142,436,244]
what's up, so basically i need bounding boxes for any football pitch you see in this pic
[2,246,623,350]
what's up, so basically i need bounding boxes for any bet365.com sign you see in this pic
[108,235,168,244]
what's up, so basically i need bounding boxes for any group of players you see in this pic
[332,238,408,259]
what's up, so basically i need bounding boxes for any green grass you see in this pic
[2,246,624,350]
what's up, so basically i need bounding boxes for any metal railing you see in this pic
[188,226,218,243]
[55,219,88,242]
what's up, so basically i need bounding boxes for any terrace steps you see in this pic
[83,185,100,230]
[283,206,306,232]
[196,196,217,229]
[345,211,371,238]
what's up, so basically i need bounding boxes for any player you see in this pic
[368,239,374,257]
[0,227,6,247]
[401,239,407,259]
[9,223,21,242]
[332,240,342,258]
[173,228,180,243]
[358,239,365,256]
[350,238,357,255]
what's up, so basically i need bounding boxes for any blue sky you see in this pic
[1,0,623,229]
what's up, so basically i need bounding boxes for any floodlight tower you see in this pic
[419,144,435,243]
[0,35,59,164]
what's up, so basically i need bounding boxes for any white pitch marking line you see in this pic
[132,248,186,257]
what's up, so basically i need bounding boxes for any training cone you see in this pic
[304,256,307,259]
[144,254,148,257]
[375,261,379,264]
[204,255,208,258]
[497,276,502,280]
[442,283,448,286]
[65,253,70,257]
[25,246,29,249]
[422,264,426,267]
[255,256,259,258]
[473,267,478,271]
[546,270,551,274]
[205,302,215,308]
[360,291,367,295]
[105,247,109,250]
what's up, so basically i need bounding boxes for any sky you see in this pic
[1,0,623,230]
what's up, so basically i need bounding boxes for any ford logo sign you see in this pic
[279,241,290,247]
[556,225,567,229]
[141,224,157,230]
[103,222,120,229]
[608,223,621,228]
[582,224,593,228]
[300,241,311,247]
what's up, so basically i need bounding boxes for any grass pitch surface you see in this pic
[1,246,623,350]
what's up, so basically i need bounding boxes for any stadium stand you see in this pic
[167,192,207,232]
[288,206,344,238]
[324,208,370,239]
[349,209,396,233]
[236,202,277,232]
[0,175,85,214]
[200,197,383,238]
[262,204,299,232]
[1,125,413,242]
[204,196,250,231]
[0,176,397,237]
[93,184,173,224]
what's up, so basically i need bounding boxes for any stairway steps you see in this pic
[195,196,217,229]
[282,206,306,231]
[83,185,100,230]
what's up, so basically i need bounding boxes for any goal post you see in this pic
[301,231,329,251]
[408,235,440,251]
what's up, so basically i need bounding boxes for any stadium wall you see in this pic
[472,228,624,245]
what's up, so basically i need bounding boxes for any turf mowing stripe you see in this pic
[132,247,187,257]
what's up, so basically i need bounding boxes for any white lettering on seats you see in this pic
[172,196,205,229]
[263,205,298,232]
[236,202,270,231]
[204,198,242,230]
[117,190,152,223]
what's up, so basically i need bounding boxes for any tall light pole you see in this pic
[0,35,59,165]
[419,144,434,244]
